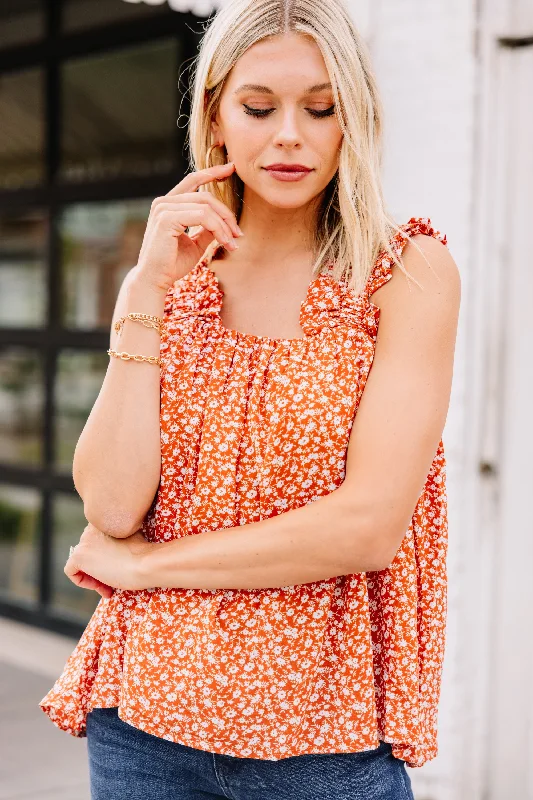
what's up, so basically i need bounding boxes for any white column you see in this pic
[367,2,478,798]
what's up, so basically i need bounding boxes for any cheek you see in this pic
[225,124,265,165]
[321,127,343,164]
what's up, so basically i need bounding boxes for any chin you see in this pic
[259,187,317,209]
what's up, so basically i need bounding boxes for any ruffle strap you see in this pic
[364,217,448,303]
[163,241,225,322]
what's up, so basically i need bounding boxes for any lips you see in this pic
[264,164,312,172]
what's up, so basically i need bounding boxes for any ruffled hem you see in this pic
[39,692,438,767]
[39,698,90,738]
[38,588,154,737]
[38,575,443,767]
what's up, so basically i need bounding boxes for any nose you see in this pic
[271,108,302,148]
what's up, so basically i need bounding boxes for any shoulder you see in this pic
[370,226,461,319]
[404,231,461,289]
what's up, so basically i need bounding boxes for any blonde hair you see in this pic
[185,0,423,297]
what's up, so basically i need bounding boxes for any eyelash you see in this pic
[242,103,336,119]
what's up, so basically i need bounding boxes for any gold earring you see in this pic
[205,143,227,170]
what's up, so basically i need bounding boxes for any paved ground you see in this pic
[0,618,90,800]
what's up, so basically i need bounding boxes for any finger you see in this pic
[153,203,235,247]
[67,568,113,598]
[151,192,241,238]
[65,567,85,587]
[165,162,236,198]
[87,577,114,598]
[154,205,238,251]
[64,554,88,583]
[74,572,96,590]
[77,572,107,592]
[189,227,222,259]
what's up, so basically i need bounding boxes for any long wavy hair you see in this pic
[185,0,424,297]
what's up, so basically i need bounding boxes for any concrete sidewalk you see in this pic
[0,617,90,800]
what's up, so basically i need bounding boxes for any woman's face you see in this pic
[211,32,343,210]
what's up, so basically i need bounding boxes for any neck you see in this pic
[234,187,319,266]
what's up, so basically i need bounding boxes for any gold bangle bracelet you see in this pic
[107,348,161,366]
[114,313,165,335]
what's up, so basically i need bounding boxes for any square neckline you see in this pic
[201,242,328,346]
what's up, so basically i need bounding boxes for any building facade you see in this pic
[0,0,202,632]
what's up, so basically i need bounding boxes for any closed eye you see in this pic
[242,104,335,119]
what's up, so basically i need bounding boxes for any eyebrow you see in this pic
[233,82,332,95]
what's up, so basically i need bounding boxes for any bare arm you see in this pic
[72,161,241,540]
[122,233,461,589]
[72,270,167,538]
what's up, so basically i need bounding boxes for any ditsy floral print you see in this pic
[39,217,449,768]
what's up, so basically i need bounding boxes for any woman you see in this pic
[40,1,460,798]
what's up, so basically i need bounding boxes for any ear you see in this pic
[210,115,222,143]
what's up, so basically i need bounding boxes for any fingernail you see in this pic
[236,226,244,236]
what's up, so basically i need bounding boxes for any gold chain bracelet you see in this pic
[107,348,161,366]
[114,312,166,336]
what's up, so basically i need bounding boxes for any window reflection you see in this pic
[0,211,47,328]
[0,68,44,189]
[55,350,108,472]
[61,40,178,182]
[61,198,151,329]
[63,0,168,32]
[51,493,100,621]
[0,1,44,50]
[0,483,40,607]
[0,348,43,467]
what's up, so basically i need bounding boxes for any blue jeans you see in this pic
[86,707,415,800]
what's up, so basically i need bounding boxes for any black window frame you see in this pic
[0,0,205,637]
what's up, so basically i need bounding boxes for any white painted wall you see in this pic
[368,3,478,798]
[369,1,533,798]
[486,44,533,797]
[469,3,533,798]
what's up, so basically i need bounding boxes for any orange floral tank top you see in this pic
[40,217,448,768]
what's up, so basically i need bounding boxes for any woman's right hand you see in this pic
[136,161,243,294]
